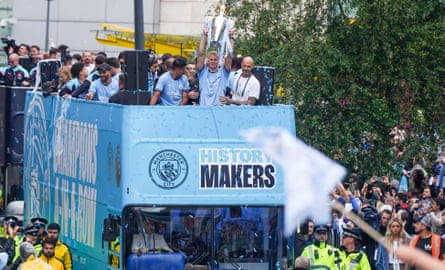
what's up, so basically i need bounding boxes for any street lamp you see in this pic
[134,0,144,50]
[45,0,54,52]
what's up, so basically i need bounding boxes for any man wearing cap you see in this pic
[0,216,18,268]
[300,224,341,269]
[339,227,371,270]
[408,215,445,269]
[31,218,47,245]
[85,63,119,102]
[3,216,21,243]
[15,242,52,270]
[12,225,42,264]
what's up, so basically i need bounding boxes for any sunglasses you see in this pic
[33,223,44,229]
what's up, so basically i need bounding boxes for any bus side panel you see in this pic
[24,93,124,269]
[121,105,296,206]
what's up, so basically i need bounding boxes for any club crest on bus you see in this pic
[149,150,188,189]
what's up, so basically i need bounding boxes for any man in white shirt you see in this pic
[131,216,173,254]
[220,56,260,105]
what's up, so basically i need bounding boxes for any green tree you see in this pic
[224,0,445,180]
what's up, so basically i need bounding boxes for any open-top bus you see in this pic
[23,91,296,269]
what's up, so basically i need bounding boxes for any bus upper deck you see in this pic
[21,91,296,269]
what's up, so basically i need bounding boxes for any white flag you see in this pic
[241,127,346,236]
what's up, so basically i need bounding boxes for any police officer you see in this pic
[11,225,42,265]
[339,227,371,270]
[300,224,341,269]
[0,216,19,268]
[30,217,48,244]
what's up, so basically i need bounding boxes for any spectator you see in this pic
[195,26,234,105]
[147,56,159,94]
[46,223,72,270]
[375,217,408,270]
[221,56,260,105]
[48,47,58,59]
[396,209,413,239]
[71,53,81,64]
[61,62,90,99]
[58,44,70,65]
[185,60,199,105]
[87,55,105,82]
[85,63,119,102]
[394,246,445,270]
[294,256,310,270]
[17,43,33,72]
[149,56,189,106]
[0,53,30,86]
[16,242,52,270]
[57,66,72,94]
[158,53,173,75]
[106,57,121,83]
[408,214,445,269]
[109,73,125,104]
[432,152,445,197]
[17,43,29,57]
[426,198,444,234]
[29,45,42,68]
[39,238,64,270]
[81,51,95,74]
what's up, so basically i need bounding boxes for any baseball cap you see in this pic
[415,214,432,228]
[97,63,111,71]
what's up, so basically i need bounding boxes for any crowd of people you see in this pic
[294,153,445,270]
[0,26,261,106]
[0,216,71,270]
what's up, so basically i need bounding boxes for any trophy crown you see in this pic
[214,4,230,16]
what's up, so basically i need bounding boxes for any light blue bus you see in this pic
[23,92,296,270]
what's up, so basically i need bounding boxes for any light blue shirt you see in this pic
[155,72,189,106]
[88,78,119,102]
[197,66,230,106]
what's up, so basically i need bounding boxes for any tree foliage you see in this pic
[224,0,445,180]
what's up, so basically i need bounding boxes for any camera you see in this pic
[7,221,16,228]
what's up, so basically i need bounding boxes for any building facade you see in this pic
[3,0,216,57]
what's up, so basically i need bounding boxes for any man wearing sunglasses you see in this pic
[31,217,48,245]
[300,224,341,269]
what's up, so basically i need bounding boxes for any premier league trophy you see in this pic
[205,4,234,65]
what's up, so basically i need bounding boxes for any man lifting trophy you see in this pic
[195,4,235,106]
[204,4,234,66]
